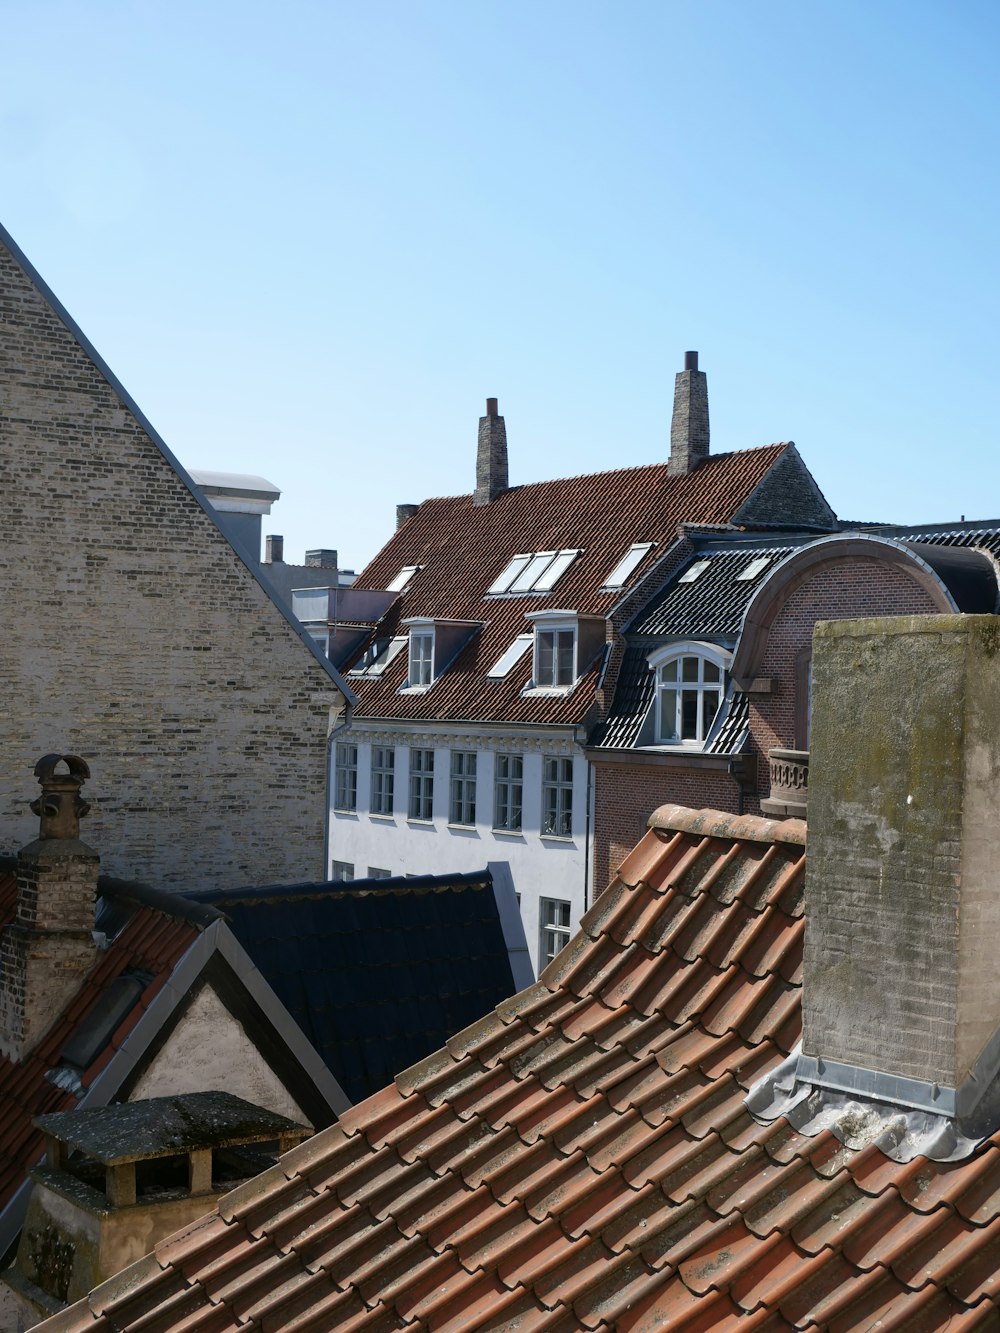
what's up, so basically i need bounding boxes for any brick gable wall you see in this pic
[0,240,341,889]
[749,556,941,797]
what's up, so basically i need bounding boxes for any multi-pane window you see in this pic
[493,752,523,831]
[656,653,724,745]
[540,898,572,966]
[408,748,435,820]
[367,866,391,879]
[450,751,477,825]
[541,755,574,837]
[370,746,395,815]
[334,743,358,811]
[409,631,434,686]
[331,860,354,881]
[536,629,576,687]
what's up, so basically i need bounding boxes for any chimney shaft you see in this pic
[474,397,508,506]
[667,352,710,476]
[801,615,1000,1117]
[396,504,418,531]
[0,756,100,1062]
[305,549,338,569]
[265,534,284,564]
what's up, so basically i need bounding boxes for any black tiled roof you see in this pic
[628,540,801,638]
[188,871,523,1104]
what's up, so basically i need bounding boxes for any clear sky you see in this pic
[3,1,999,569]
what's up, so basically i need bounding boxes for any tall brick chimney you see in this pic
[800,615,1000,1119]
[0,756,100,1063]
[474,397,508,506]
[667,351,710,476]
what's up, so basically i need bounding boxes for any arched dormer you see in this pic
[646,641,732,747]
[731,533,1000,688]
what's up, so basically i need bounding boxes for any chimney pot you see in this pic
[265,534,284,564]
[684,350,698,371]
[486,397,498,417]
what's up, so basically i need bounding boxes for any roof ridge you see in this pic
[647,803,807,847]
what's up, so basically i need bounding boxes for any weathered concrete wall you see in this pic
[803,614,1000,1090]
[0,235,344,890]
[128,983,308,1124]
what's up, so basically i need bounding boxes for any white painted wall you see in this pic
[128,983,309,1126]
[328,726,592,976]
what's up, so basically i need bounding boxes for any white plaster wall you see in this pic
[329,729,592,976]
[128,984,309,1126]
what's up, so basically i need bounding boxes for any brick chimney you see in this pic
[800,615,1000,1118]
[265,534,284,564]
[0,756,100,1063]
[667,351,710,476]
[396,504,418,531]
[474,397,508,506]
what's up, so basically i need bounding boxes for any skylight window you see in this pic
[735,555,773,582]
[386,565,421,593]
[677,558,712,584]
[603,542,654,590]
[487,549,580,596]
[486,634,533,679]
[348,635,407,677]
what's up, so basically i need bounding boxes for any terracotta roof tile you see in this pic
[345,447,791,727]
[40,807,1000,1331]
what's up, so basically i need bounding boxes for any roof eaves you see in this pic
[0,222,357,710]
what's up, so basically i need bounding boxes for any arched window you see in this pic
[648,643,730,746]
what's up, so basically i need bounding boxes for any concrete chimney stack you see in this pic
[265,534,284,564]
[474,397,508,506]
[800,615,1000,1119]
[667,351,710,476]
[0,755,100,1062]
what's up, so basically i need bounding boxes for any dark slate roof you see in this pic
[593,537,807,751]
[627,538,805,639]
[187,870,530,1105]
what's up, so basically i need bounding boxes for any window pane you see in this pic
[533,549,579,591]
[538,632,554,684]
[703,661,721,682]
[681,691,699,739]
[681,656,699,682]
[659,688,677,740]
[702,689,721,736]
[661,660,678,682]
[510,551,555,592]
[555,631,575,685]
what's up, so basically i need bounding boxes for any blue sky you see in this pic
[3,1,998,569]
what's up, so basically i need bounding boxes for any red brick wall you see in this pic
[749,557,940,798]
[592,762,740,894]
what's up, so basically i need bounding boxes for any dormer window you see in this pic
[399,617,481,692]
[524,610,605,695]
[648,643,730,746]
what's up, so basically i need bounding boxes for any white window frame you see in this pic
[541,755,574,838]
[539,897,572,966]
[408,628,434,687]
[486,549,580,596]
[408,748,435,821]
[602,542,654,590]
[493,752,523,832]
[648,642,731,748]
[334,743,358,811]
[449,751,477,826]
[331,860,354,882]
[367,866,392,879]
[370,746,395,816]
[533,622,577,689]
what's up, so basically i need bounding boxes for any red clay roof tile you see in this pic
[39,807,1000,1331]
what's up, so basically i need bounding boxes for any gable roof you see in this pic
[0,222,354,707]
[186,868,533,1104]
[0,868,349,1263]
[345,447,793,726]
[48,804,1000,1331]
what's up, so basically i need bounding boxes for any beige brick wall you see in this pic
[0,237,346,890]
